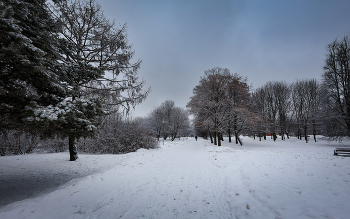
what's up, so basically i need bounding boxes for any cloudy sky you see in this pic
[99,0,350,117]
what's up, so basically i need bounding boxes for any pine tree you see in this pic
[0,0,66,132]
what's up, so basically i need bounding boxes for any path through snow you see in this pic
[0,137,350,218]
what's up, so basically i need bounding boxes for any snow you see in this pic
[0,137,349,219]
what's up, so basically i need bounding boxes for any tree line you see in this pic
[188,36,350,145]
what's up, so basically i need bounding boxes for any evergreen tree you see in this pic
[51,0,149,160]
[0,0,66,132]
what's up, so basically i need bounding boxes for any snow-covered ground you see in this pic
[0,136,349,219]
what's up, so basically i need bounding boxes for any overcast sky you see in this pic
[99,0,350,118]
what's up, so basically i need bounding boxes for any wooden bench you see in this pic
[334,148,350,156]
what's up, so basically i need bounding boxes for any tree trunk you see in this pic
[69,136,78,161]
[235,132,243,146]
[304,125,308,143]
[228,123,231,143]
[213,131,217,145]
[209,130,213,143]
[312,121,317,142]
[218,132,221,146]
[233,115,238,144]
[17,134,23,155]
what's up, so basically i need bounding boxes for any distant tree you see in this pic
[225,73,252,145]
[148,100,190,141]
[187,67,252,146]
[148,107,164,141]
[290,79,321,143]
[307,79,321,142]
[251,81,291,141]
[264,82,279,141]
[291,80,307,141]
[273,81,291,140]
[250,87,268,140]
[322,36,350,137]
[48,0,149,160]
[187,67,230,146]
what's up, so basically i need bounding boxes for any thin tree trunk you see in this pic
[213,131,217,145]
[209,130,213,143]
[313,121,317,142]
[69,136,78,161]
[235,132,243,146]
[304,125,308,143]
[228,123,232,143]
[218,132,221,146]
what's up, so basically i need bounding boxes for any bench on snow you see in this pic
[334,148,350,156]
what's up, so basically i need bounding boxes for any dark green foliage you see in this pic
[0,0,66,131]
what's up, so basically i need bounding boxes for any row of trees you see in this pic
[1,0,150,159]
[188,36,350,145]
[251,79,320,143]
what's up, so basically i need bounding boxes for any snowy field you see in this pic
[0,136,350,219]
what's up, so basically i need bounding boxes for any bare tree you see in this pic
[187,67,252,146]
[251,81,291,141]
[148,100,190,141]
[291,80,307,141]
[274,81,291,140]
[322,36,350,137]
[251,87,268,140]
[225,73,252,145]
[187,67,231,146]
[290,79,321,143]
